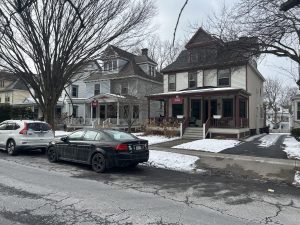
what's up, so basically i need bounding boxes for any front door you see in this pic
[190,99,201,126]
[100,105,106,119]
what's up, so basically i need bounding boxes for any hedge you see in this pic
[0,104,34,122]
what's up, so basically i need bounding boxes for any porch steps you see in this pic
[183,127,203,140]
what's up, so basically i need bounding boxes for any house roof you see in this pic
[85,45,162,83]
[161,28,256,74]
[147,87,251,99]
[0,71,28,91]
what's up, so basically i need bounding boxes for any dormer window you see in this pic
[104,60,117,71]
[149,65,156,76]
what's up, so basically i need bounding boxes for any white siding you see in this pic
[197,70,203,87]
[204,69,217,86]
[231,66,246,89]
[247,64,264,132]
[176,72,188,91]
[163,75,168,93]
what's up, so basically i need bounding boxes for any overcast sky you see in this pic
[153,0,298,87]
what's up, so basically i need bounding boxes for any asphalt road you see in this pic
[0,150,300,225]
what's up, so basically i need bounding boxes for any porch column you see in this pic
[117,101,120,125]
[147,98,150,119]
[165,98,169,117]
[83,103,86,124]
[235,95,240,128]
[90,103,92,122]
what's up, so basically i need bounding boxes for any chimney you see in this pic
[141,48,148,56]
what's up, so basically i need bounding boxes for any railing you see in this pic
[240,118,249,128]
[211,117,249,128]
[203,117,211,139]
[180,117,189,137]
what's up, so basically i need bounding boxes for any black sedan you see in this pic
[47,129,149,173]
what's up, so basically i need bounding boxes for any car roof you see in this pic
[2,120,48,124]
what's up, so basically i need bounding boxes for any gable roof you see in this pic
[162,28,255,74]
[0,71,28,91]
[86,45,162,83]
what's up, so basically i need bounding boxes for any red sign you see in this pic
[91,100,99,108]
[171,95,183,104]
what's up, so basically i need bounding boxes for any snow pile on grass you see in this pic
[133,134,180,145]
[293,171,300,187]
[143,150,204,173]
[258,134,281,147]
[283,136,300,159]
[172,139,240,153]
[55,131,71,137]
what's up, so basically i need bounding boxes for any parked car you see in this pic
[47,128,149,173]
[0,120,54,155]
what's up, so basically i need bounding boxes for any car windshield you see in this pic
[104,130,136,141]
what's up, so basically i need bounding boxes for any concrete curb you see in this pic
[150,146,299,183]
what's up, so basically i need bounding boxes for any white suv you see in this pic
[0,120,54,155]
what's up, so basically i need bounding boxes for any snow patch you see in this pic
[143,150,204,173]
[283,136,300,159]
[258,134,281,148]
[134,134,180,145]
[293,171,300,187]
[245,134,265,142]
[172,139,240,153]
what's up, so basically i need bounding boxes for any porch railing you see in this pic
[203,117,211,139]
[211,117,249,128]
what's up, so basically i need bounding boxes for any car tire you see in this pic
[6,139,17,156]
[91,153,106,173]
[40,148,47,154]
[47,147,58,163]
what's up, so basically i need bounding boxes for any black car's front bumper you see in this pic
[112,151,149,167]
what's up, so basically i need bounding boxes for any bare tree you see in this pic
[206,0,300,76]
[264,77,297,126]
[132,34,183,71]
[0,0,155,129]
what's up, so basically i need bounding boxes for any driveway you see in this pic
[221,134,288,159]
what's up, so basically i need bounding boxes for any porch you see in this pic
[147,87,250,139]
[66,93,143,129]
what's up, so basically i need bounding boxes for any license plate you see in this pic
[135,145,143,151]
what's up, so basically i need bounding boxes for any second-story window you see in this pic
[188,71,197,88]
[71,85,78,98]
[0,81,4,87]
[5,93,10,103]
[121,82,128,95]
[217,68,231,87]
[94,83,100,95]
[168,74,176,91]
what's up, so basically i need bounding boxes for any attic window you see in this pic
[104,60,117,71]
[188,51,198,63]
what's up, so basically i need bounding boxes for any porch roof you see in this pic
[86,93,139,103]
[147,87,250,99]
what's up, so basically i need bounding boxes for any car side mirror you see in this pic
[61,136,69,142]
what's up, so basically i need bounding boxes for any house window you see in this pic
[0,81,4,87]
[239,99,246,118]
[123,105,130,118]
[188,71,197,88]
[133,105,139,119]
[104,60,117,71]
[218,69,231,86]
[223,99,233,117]
[71,85,78,98]
[149,66,156,76]
[5,93,10,103]
[121,82,128,95]
[72,106,78,118]
[168,74,176,91]
[296,102,300,120]
[94,83,100,95]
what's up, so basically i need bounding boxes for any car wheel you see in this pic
[40,148,46,154]
[47,147,58,163]
[6,139,17,156]
[91,153,106,173]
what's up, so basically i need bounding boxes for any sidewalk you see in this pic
[150,144,300,183]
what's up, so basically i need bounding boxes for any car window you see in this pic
[68,130,85,140]
[0,123,6,130]
[28,122,51,131]
[83,130,98,141]
[95,132,110,142]
[5,123,17,130]
[104,130,137,141]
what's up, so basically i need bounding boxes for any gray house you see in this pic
[67,45,163,128]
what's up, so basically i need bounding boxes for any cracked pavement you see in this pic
[0,150,300,224]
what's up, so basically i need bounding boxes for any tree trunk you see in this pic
[44,102,56,131]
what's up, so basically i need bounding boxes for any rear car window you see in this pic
[104,130,136,141]
[28,122,51,131]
